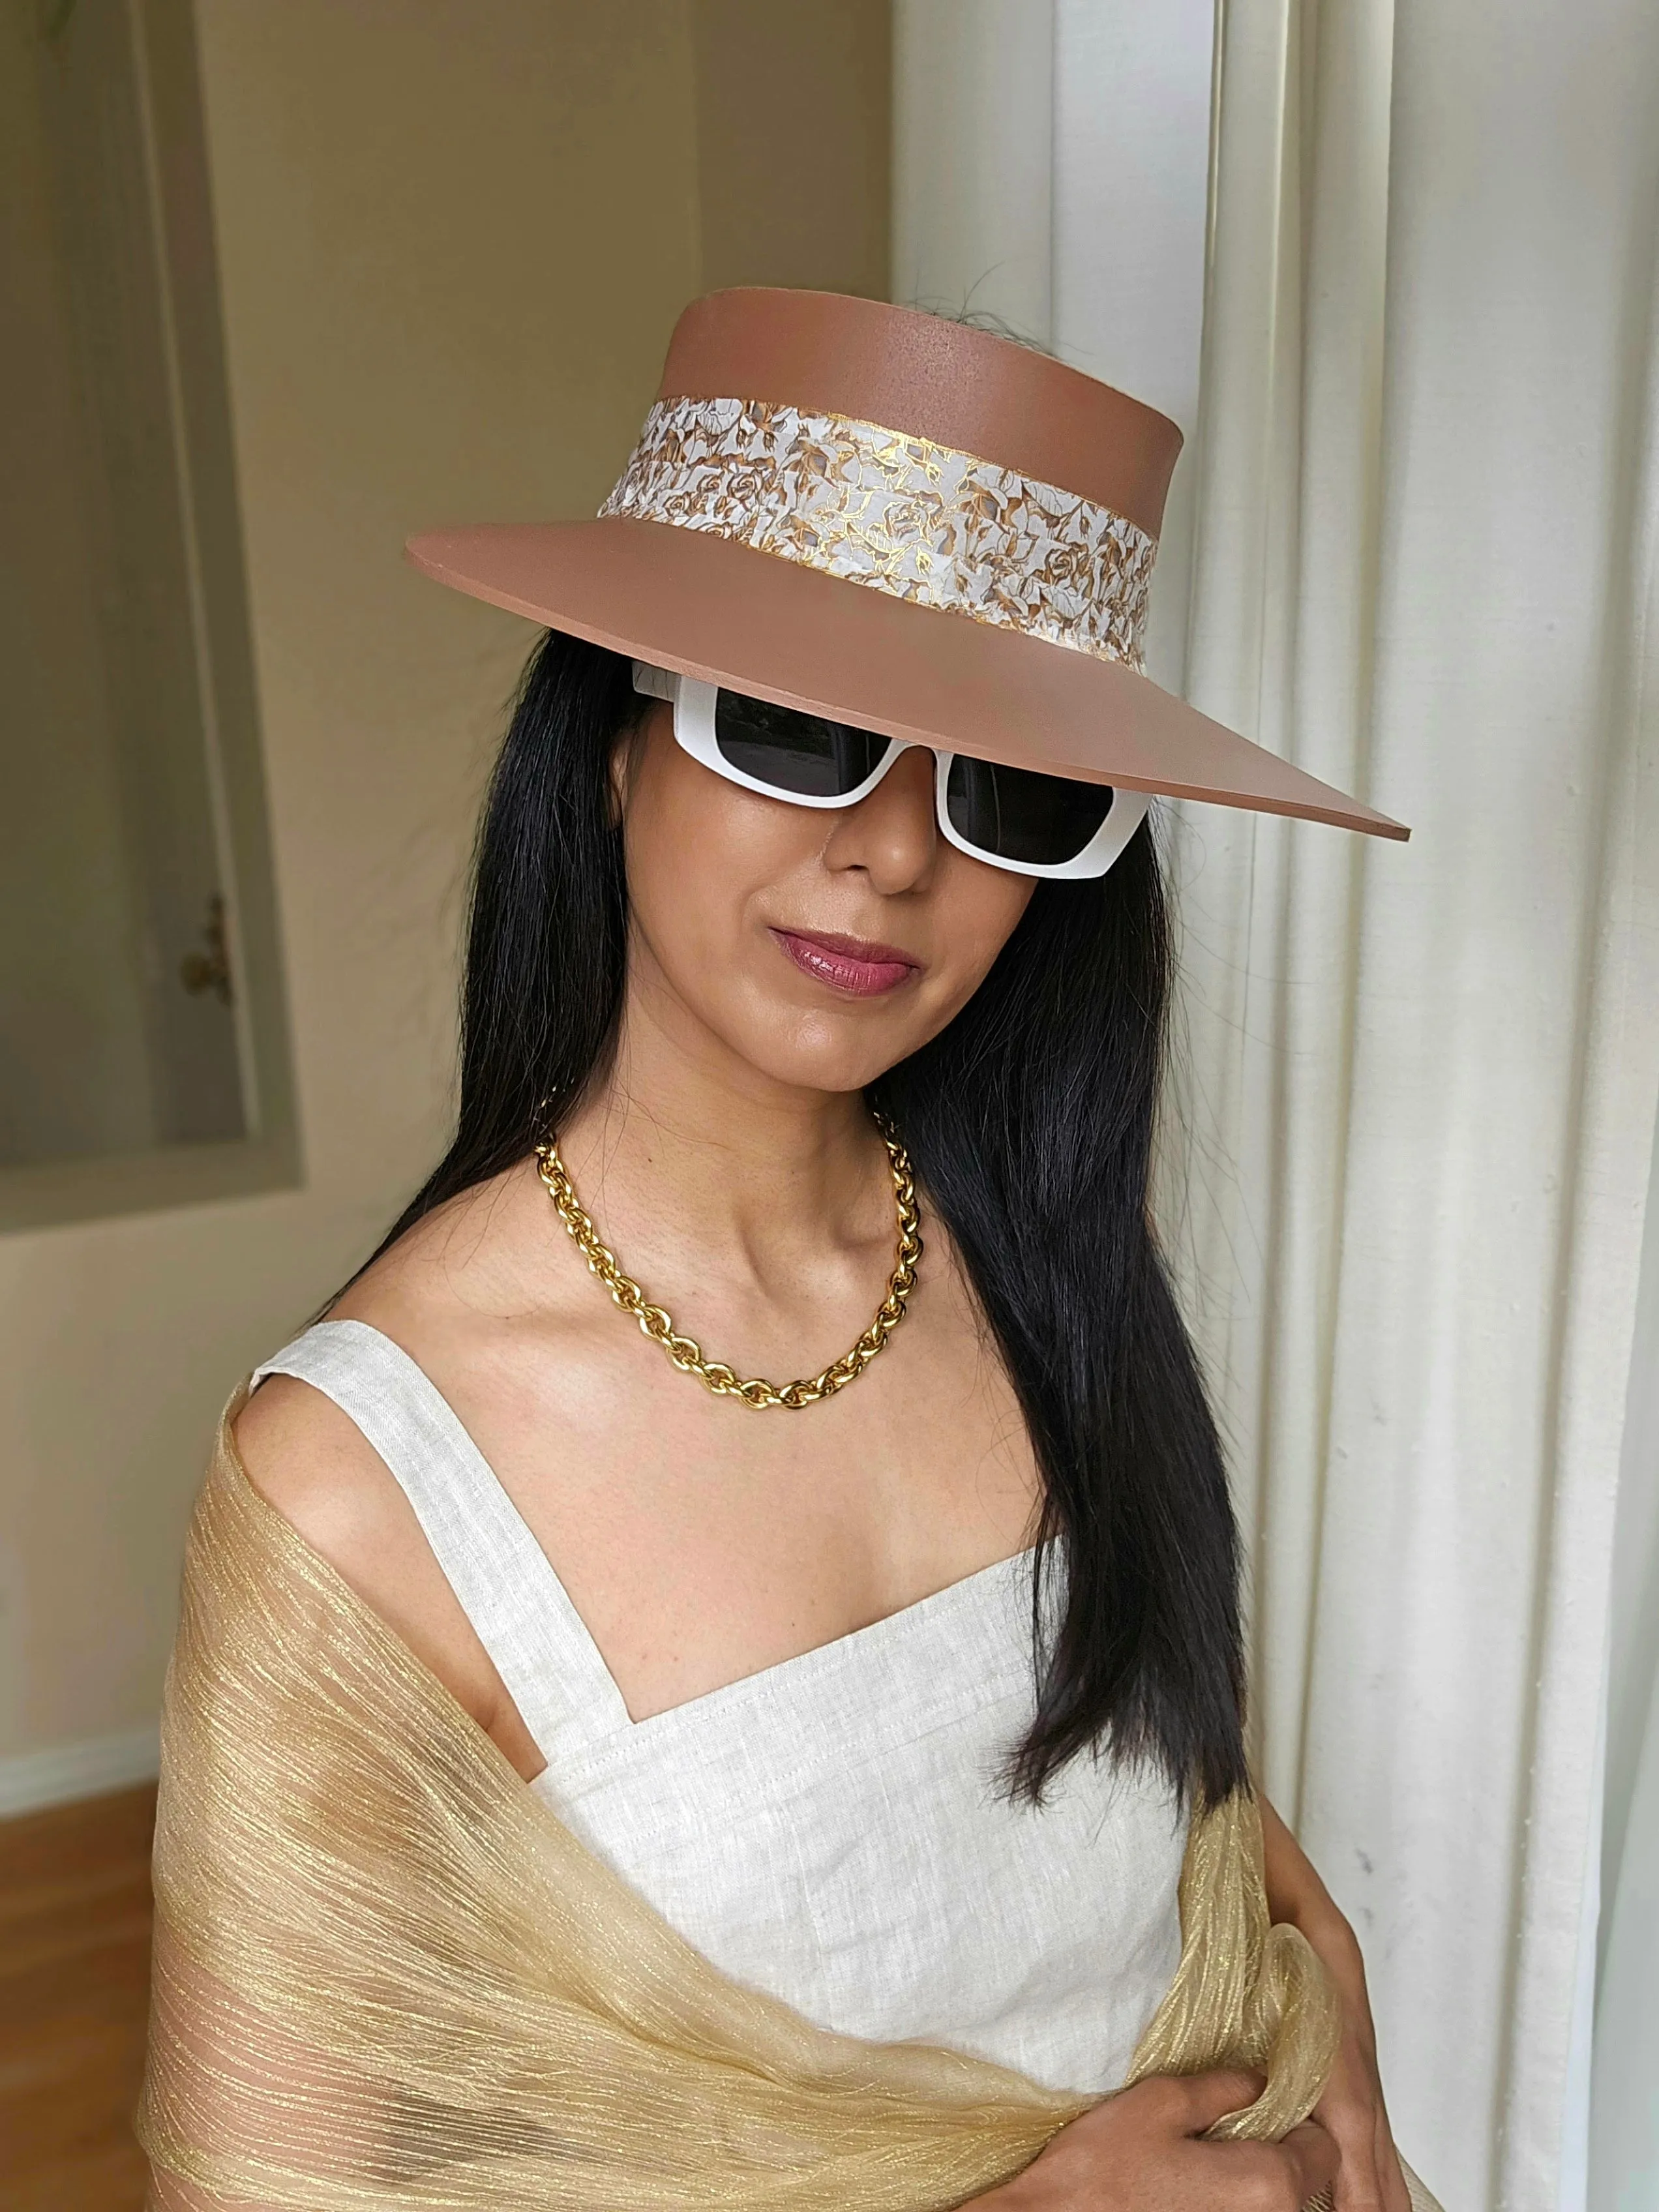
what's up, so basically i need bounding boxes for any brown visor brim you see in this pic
[406,518,1409,841]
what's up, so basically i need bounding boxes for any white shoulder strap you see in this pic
[251,1319,630,1765]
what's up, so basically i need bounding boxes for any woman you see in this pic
[142,291,1420,2211]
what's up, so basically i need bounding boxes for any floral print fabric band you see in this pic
[599,396,1158,669]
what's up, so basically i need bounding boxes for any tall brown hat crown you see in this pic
[409,288,1405,840]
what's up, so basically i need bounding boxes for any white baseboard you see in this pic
[0,1722,161,1818]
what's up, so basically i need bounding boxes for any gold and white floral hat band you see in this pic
[599,396,1158,671]
[408,289,1407,840]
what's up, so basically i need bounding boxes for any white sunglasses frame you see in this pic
[632,663,1150,882]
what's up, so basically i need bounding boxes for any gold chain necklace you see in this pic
[535,1121,923,1411]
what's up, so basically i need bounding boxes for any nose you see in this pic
[821,745,937,894]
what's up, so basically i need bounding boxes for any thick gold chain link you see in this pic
[535,1122,922,1410]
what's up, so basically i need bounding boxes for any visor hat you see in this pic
[408,287,1405,844]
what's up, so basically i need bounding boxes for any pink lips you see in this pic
[771,928,921,997]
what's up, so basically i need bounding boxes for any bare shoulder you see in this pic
[232,1369,405,1571]
[232,1371,496,1722]
[231,1167,550,1769]
[233,1370,532,1765]
[233,1155,551,1562]
[230,1194,451,1572]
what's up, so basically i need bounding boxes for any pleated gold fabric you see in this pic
[138,1400,1440,2210]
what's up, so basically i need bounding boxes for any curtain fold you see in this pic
[894,3,1659,2207]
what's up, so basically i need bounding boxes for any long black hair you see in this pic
[367,627,1248,1808]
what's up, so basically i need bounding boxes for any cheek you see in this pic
[621,733,809,986]
[921,861,1036,1017]
[944,861,1036,964]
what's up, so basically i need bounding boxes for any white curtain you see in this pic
[894,7,1659,2210]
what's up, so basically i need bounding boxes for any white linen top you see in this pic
[253,1319,1188,2095]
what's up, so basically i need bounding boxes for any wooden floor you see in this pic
[0,1784,156,2212]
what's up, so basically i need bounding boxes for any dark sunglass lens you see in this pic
[714,691,890,798]
[944,756,1114,867]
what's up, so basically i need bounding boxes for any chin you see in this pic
[729,1001,919,1097]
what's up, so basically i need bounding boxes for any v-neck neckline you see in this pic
[610,1543,1036,1742]
[269,1321,1038,1761]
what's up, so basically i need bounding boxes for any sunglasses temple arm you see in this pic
[632,661,678,703]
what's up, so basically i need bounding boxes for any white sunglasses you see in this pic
[632,663,1150,882]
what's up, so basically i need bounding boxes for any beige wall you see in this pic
[693,0,891,293]
[0,0,889,1791]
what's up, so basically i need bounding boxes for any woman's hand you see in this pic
[975,2070,1337,2212]
[1259,1797,1410,2212]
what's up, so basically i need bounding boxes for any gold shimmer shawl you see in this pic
[138,1405,1436,2211]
